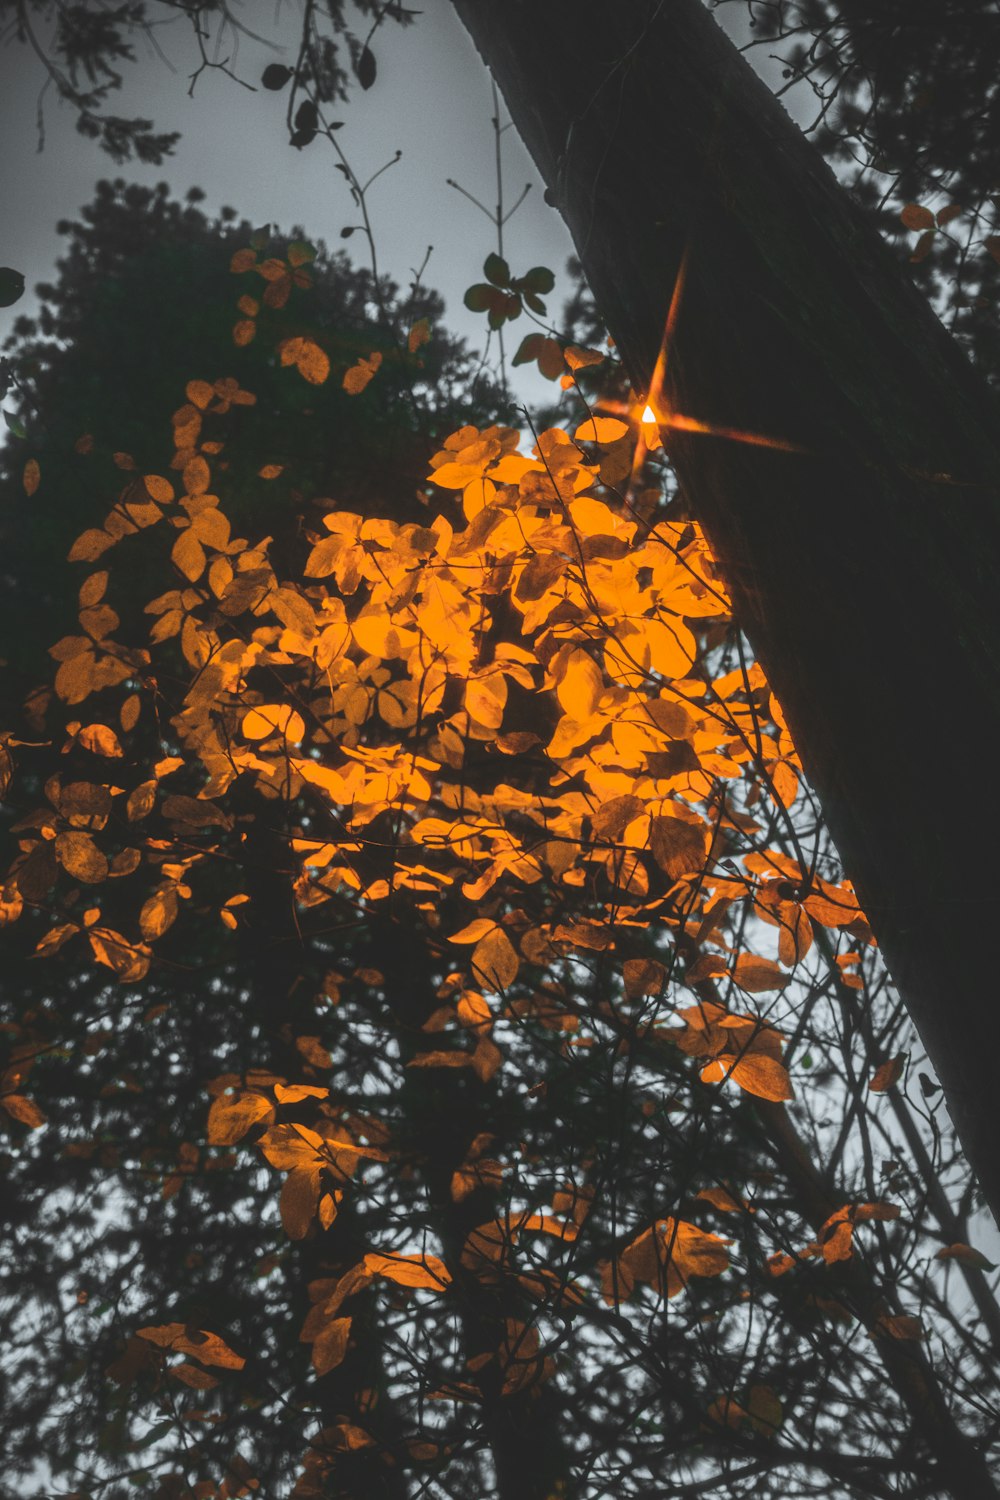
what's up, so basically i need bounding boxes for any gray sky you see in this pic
[0,0,578,407]
[0,1,793,409]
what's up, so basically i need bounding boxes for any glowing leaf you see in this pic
[556,648,603,720]
[702,1053,795,1102]
[362,1253,451,1290]
[573,416,628,445]
[242,704,306,743]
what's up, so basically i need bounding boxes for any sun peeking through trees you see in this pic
[2,211,998,1499]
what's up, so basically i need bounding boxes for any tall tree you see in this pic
[447,0,1000,1231]
[3,199,999,1498]
[5,0,1000,1228]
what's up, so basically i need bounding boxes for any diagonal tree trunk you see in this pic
[448,0,1000,1230]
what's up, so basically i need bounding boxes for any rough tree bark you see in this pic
[449,0,1000,1231]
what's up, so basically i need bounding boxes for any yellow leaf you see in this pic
[183,455,211,496]
[343,351,382,394]
[88,926,150,981]
[573,416,629,444]
[241,704,306,743]
[449,918,498,945]
[556,647,603,720]
[621,958,666,999]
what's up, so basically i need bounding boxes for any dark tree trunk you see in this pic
[449,0,1000,1232]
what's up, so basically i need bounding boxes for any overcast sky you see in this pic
[0,0,792,410]
[0,0,576,407]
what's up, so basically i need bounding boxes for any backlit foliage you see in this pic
[1,250,997,1500]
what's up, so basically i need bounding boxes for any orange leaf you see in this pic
[312,1315,352,1375]
[2,1093,47,1128]
[471,926,519,992]
[207,1092,273,1145]
[703,1052,794,1102]
[280,336,330,385]
[592,795,644,840]
[900,203,934,230]
[573,415,628,444]
[55,831,109,884]
[78,723,123,758]
[280,1164,321,1239]
[731,954,790,993]
[23,459,40,496]
[343,351,382,394]
[362,1252,451,1290]
[407,317,430,352]
[934,1243,996,1270]
[242,704,306,743]
[869,1055,905,1093]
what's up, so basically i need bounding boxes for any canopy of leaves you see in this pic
[0,179,493,691]
[1,226,997,1498]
